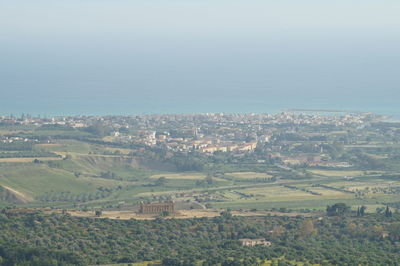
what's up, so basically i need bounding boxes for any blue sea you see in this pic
[1,31,399,118]
[1,94,399,120]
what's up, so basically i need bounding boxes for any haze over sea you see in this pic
[1,1,399,118]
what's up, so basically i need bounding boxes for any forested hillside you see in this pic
[1,209,400,265]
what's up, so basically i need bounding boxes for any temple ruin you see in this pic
[138,201,175,214]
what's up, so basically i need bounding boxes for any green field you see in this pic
[0,160,397,212]
[2,149,399,213]
[1,127,400,214]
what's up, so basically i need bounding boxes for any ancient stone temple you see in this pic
[138,201,175,214]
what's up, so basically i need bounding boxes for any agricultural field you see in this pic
[1,145,400,213]
[0,157,62,163]
[225,171,273,180]
[308,169,365,177]
[150,173,209,180]
[1,116,400,217]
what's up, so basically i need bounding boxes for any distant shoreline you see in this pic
[286,108,370,114]
[0,107,398,118]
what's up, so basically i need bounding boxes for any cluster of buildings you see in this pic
[239,238,272,247]
[0,115,89,128]
[105,112,374,153]
[199,141,258,153]
[1,112,376,131]
[0,112,381,159]
[0,136,37,144]
[281,154,353,168]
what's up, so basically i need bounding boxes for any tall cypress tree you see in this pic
[385,206,393,217]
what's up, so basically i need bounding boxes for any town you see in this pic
[0,111,385,166]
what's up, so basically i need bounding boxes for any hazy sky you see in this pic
[1,0,400,114]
